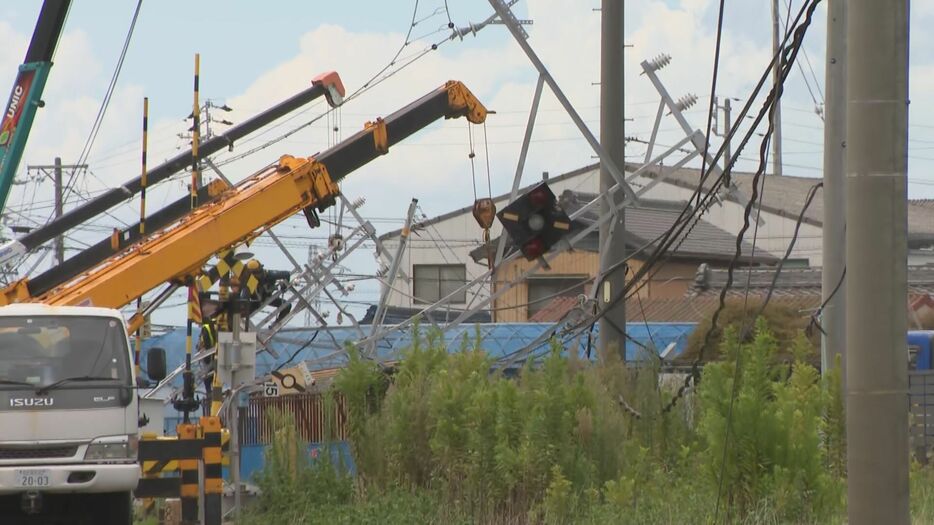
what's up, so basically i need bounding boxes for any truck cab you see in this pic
[0,304,140,524]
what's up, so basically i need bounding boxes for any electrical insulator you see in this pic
[647,53,672,71]
[675,94,699,112]
[350,196,366,210]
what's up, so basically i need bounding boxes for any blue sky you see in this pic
[1,0,932,326]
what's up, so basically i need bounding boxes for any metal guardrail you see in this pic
[910,370,934,462]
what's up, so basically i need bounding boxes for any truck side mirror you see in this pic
[146,347,167,382]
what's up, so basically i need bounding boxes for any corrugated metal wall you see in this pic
[239,393,349,445]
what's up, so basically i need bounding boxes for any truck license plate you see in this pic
[15,469,50,488]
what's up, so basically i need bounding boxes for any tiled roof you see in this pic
[382,162,934,244]
[559,190,777,262]
[690,265,934,298]
[627,295,823,323]
[530,294,823,324]
[360,305,491,324]
[528,296,579,323]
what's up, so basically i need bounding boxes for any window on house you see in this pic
[413,264,467,304]
[526,276,588,317]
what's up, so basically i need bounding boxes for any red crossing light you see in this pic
[528,187,549,209]
[522,238,545,259]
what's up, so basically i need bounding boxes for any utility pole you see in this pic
[53,157,64,265]
[26,159,86,265]
[599,0,626,360]
[845,0,909,522]
[713,97,734,170]
[771,0,783,176]
[821,0,846,377]
[722,98,732,170]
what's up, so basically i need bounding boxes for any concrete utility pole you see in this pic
[723,98,732,169]
[821,0,846,377]
[53,157,64,265]
[599,0,626,360]
[713,97,734,170]
[845,0,910,522]
[770,0,783,176]
[26,159,87,266]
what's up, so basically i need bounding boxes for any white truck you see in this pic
[0,304,165,524]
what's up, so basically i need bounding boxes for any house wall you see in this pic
[494,251,598,323]
[491,253,700,323]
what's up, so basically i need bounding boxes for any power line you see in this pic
[714,180,822,518]
[63,0,144,209]
[555,0,823,393]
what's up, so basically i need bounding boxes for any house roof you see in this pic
[360,304,491,324]
[469,190,778,264]
[521,264,934,325]
[380,160,934,245]
[636,163,934,241]
[528,294,823,324]
[690,265,934,298]
[560,190,777,262]
[528,296,579,323]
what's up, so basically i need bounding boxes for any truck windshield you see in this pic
[0,316,130,388]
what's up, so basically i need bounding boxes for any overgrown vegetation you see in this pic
[680,300,818,363]
[240,323,934,524]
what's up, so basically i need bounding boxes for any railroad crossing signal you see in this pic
[497,182,571,260]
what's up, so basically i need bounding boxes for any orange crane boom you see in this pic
[0,81,486,332]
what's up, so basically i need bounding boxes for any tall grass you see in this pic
[239,323,934,524]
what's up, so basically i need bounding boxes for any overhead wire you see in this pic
[713,179,823,520]
[213,0,466,169]
[62,0,144,216]
[662,0,823,421]
[548,0,822,391]
[781,0,825,112]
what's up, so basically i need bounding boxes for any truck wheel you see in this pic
[96,492,132,525]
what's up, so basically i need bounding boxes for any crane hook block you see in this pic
[472,198,497,230]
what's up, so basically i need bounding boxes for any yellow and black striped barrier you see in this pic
[202,416,223,525]
[136,433,203,500]
[137,425,232,524]
[177,423,200,525]
[139,429,230,476]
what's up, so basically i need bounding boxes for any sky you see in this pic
[1,0,932,326]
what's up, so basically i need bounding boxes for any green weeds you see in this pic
[239,323,934,524]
